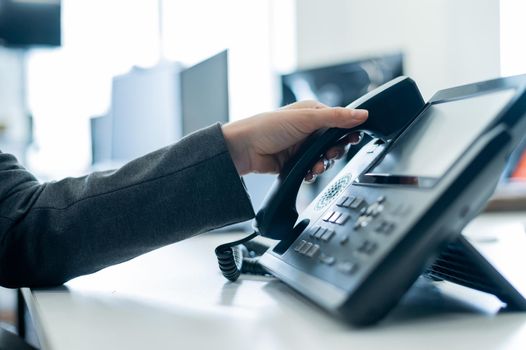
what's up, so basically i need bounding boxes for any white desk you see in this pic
[22,212,526,350]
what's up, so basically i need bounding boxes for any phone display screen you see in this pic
[360,88,516,186]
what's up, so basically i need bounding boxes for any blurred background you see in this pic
[1,0,526,332]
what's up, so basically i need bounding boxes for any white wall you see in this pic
[294,0,501,99]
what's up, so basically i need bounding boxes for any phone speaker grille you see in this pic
[315,174,351,210]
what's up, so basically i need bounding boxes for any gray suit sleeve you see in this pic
[0,123,255,287]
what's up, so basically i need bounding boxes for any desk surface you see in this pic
[23,212,526,350]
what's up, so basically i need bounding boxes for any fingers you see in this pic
[312,107,369,129]
[304,158,335,182]
[304,158,335,183]
[304,131,363,183]
[282,107,368,135]
[324,131,362,159]
[325,145,346,160]
[348,131,364,145]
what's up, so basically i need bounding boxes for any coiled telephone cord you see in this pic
[215,231,269,282]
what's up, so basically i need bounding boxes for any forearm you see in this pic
[0,124,254,287]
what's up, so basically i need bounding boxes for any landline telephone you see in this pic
[216,75,526,326]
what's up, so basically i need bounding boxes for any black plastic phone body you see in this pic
[258,74,526,326]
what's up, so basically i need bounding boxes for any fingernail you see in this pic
[323,158,335,171]
[304,174,317,184]
[355,131,364,143]
[322,158,330,171]
[353,109,368,120]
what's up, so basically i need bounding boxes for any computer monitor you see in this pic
[0,0,61,47]
[111,62,182,162]
[180,50,229,135]
[280,53,404,107]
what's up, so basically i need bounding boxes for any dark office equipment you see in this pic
[180,50,229,135]
[280,53,403,107]
[0,0,61,47]
[217,74,526,326]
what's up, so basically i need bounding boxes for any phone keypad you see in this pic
[294,240,320,258]
[321,211,351,225]
[309,226,336,242]
[294,195,396,280]
[352,196,389,231]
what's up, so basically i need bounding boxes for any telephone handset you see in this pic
[255,76,425,240]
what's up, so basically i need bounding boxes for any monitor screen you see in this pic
[363,88,516,184]
[0,0,61,47]
[180,50,229,135]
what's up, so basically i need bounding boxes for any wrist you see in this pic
[222,123,252,176]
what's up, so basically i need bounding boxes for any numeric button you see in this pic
[320,254,336,265]
[350,197,364,209]
[309,226,320,238]
[300,242,313,254]
[305,244,320,258]
[357,240,377,255]
[320,229,335,242]
[337,261,359,274]
[328,212,342,223]
[335,214,349,225]
[314,227,327,239]
[374,221,396,235]
[322,211,336,222]
[294,240,307,252]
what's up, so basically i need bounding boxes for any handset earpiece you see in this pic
[255,76,425,240]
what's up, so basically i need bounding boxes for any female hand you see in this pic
[222,100,368,178]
